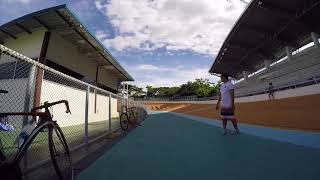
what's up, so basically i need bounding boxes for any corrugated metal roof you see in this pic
[209,0,320,79]
[0,4,134,81]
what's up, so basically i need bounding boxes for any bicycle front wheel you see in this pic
[49,123,73,180]
[120,113,129,131]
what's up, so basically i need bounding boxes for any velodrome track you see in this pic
[77,112,320,180]
[145,93,320,132]
[77,89,320,179]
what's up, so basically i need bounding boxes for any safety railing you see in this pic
[134,96,218,102]
[0,44,147,178]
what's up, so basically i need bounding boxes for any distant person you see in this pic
[216,73,240,135]
[268,82,275,100]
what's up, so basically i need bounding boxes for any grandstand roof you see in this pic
[209,0,320,79]
[0,4,134,81]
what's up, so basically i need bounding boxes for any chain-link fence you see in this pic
[0,44,148,179]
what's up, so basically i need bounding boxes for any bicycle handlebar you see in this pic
[31,100,71,114]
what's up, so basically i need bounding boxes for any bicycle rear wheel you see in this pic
[120,113,129,131]
[128,108,136,124]
[49,123,73,180]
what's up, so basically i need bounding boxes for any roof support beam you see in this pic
[311,32,320,48]
[33,16,50,30]
[15,23,32,34]
[103,65,115,70]
[55,10,130,80]
[86,50,106,54]
[264,60,271,71]
[243,71,249,81]
[285,46,293,61]
[55,11,102,56]
[52,26,80,32]
[33,31,51,109]
[0,29,17,39]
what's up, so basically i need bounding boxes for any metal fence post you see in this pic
[84,86,89,144]
[109,93,112,133]
[21,65,37,177]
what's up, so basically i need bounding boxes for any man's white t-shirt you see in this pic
[220,81,235,108]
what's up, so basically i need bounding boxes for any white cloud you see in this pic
[129,63,220,88]
[2,0,35,4]
[17,0,31,3]
[136,64,184,72]
[95,0,247,55]
[96,30,108,40]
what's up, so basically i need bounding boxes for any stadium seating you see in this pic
[235,46,320,96]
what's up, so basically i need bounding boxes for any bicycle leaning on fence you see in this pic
[120,105,142,131]
[0,90,73,180]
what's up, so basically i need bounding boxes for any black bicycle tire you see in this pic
[15,121,50,162]
[128,108,136,124]
[120,113,129,131]
[13,121,51,179]
[0,162,23,180]
[48,123,73,180]
[0,139,5,161]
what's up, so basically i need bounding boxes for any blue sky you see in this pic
[0,0,249,88]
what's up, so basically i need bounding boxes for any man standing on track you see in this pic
[216,73,240,135]
[268,82,275,100]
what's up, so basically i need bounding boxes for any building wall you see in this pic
[0,78,119,128]
[3,30,45,58]
[47,32,119,90]
[0,78,32,128]
[0,78,29,112]
[41,80,119,127]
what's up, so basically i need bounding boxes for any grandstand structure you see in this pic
[209,0,320,96]
[235,46,320,97]
[145,0,320,132]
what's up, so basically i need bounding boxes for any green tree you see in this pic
[140,79,221,98]
[146,86,158,97]
[157,87,180,97]
[128,84,146,98]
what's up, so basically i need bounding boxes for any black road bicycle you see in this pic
[120,106,139,131]
[0,90,73,180]
[120,105,148,131]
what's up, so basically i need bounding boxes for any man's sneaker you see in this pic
[231,130,240,135]
[222,130,227,136]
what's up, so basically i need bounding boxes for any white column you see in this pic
[311,32,320,48]
[286,46,293,61]
[264,60,271,71]
[243,71,248,81]
[108,93,112,133]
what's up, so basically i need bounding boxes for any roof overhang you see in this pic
[0,4,134,81]
[209,0,320,79]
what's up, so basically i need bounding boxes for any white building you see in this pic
[0,5,133,127]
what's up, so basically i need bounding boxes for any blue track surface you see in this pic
[78,113,320,180]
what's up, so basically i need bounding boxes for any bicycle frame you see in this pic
[0,100,70,164]
[0,112,50,162]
